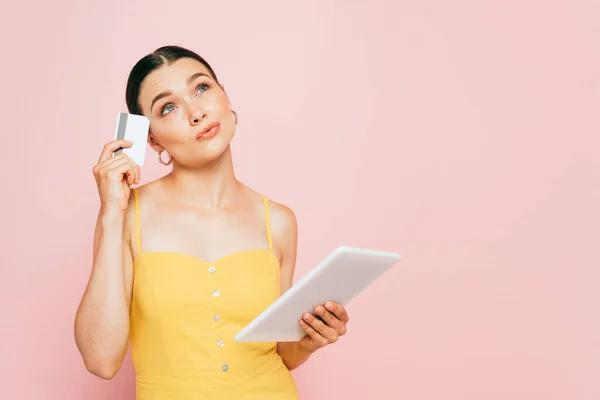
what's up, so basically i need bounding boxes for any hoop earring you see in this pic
[158,150,172,166]
[232,110,238,125]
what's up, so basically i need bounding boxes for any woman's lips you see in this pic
[196,122,220,140]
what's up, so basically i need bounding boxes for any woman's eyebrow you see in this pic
[150,72,212,112]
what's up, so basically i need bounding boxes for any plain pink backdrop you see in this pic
[1,1,599,399]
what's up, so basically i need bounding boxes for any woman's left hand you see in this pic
[297,301,349,353]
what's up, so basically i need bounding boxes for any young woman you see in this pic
[74,45,349,399]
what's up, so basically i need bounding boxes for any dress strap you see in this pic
[132,188,142,254]
[263,196,274,253]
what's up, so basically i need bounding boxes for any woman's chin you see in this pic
[190,142,232,166]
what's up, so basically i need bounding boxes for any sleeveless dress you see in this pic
[129,188,300,399]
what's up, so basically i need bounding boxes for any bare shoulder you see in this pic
[262,196,298,265]
[122,178,168,257]
[266,198,298,235]
[241,184,298,258]
[122,188,138,255]
[132,179,163,201]
[122,180,159,256]
[241,184,297,232]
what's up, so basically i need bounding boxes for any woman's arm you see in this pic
[74,200,135,379]
[272,202,350,371]
[271,203,314,370]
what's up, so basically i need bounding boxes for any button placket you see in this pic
[208,265,219,321]
[208,263,228,373]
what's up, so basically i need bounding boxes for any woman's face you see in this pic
[138,57,236,167]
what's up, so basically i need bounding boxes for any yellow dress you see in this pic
[129,188,300,400]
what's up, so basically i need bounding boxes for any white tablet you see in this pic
[234,246,401,342]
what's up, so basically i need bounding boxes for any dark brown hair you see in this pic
[125,45,219,115]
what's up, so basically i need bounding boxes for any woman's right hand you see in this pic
[93,139,141,214]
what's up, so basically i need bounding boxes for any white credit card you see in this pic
[113,112,150,166]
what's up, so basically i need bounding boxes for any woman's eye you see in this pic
[197,83,209,94]
[160,84,208,116]
[161,104,175,115]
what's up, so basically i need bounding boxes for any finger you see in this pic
[119,159,137,186]
[302,313,338,343]
[94,153,127,177]
[96,151,135,172]
[127,158,140,185]
[96,152,128,169]
[96,155,129,176]
[98,140,133,163]
[299,320,328,346]
[124,161,136,186]
[98,154,140,185]
[314,305,345,332]
[120,162,137,186]
[97,157,136,184]
[133,160,141,185]
[325,302,349,323]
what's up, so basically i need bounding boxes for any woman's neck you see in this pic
[163,146,241,211]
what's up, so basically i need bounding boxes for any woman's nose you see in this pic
[190,109,207,124]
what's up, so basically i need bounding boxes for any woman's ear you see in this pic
[147,131,164,153]
[220,83,229,97]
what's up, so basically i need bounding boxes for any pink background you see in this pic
[2,1,599,399]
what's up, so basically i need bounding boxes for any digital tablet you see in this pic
[234,246,401,342]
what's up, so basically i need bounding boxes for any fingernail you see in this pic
[325,302,334,310]
[304,313,313,322]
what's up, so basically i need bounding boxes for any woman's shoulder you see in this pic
[243,185,298,260]
[122,179,164,229]
[267,198,297,231]
[268,198,298,252]
[244,185,298,234]
[130,178,164,199]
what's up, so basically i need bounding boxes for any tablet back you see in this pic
[235,246,401,342]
